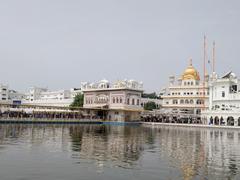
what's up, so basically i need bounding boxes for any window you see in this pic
[222,91,225,98]
[127,98,130,105]
[230,85,238,93]
[120,98,122,103]
[137,99,140,105]
[132,99,135,105]
[173,100,178,104]
[113,97,115,103]
[196,109,201,114]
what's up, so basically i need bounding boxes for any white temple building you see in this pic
[161,60,209,121]
[202,71,240,126]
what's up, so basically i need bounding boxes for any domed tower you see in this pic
[181,59,200,86]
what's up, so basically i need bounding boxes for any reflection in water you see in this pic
[0,124,240,180]
[69,125,145,169]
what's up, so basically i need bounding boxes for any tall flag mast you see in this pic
[212,41,216,73]
[202,35,207,111]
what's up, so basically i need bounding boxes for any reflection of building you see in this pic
[161,60,209,118]
[155,126,205,180]
[202,72,240,126]
[69,125,145,168]
[82,79,143,121]
[150,126,240,180]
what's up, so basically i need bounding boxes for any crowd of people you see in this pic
[0,110,88,120]
[141,115,202,124]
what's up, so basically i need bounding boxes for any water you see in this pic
[0,124,240,180]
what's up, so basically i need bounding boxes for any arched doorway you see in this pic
[209,116,213,125]
[227,116,234,126]
[214,116,219,125]
[220,116,224,125]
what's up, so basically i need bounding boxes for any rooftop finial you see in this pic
[189,58,193,66]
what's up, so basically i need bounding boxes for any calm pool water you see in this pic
[0,124,240,180]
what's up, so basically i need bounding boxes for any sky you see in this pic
[0,0,239,92]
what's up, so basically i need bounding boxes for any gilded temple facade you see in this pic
[161,60,209,119]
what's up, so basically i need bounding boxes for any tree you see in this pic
[144,101,157,111]
[142,92,160,99]
[70,93,84,108]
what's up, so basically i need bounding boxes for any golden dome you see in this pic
[181,59,200,80]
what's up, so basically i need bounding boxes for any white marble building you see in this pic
[202,71,240,126]
[161,60,209,119]
[22,87,81,107]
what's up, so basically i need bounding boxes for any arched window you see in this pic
[132,99,135,105]
[116,98,119,103]
[180,100,184,104]
[185,99,189,104]
[173,100,178,104]
[113,97,115,103]
[196,99,200,104]
[190,100,194,104]
[127,98,130,105]
[120,98,122,103]
[196,109,201,114]
[137,99,140,105]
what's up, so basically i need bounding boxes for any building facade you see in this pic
[161,60,209,121]
[0,84,9,103]
[82,79,143,121]
[202,72,240,126]
[22,87,81,107]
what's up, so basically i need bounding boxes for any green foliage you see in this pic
[144,101,157,111]
[142,92,160,99]
[70,93,84,108]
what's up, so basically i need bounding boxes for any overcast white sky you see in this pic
[0,0,239,92]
